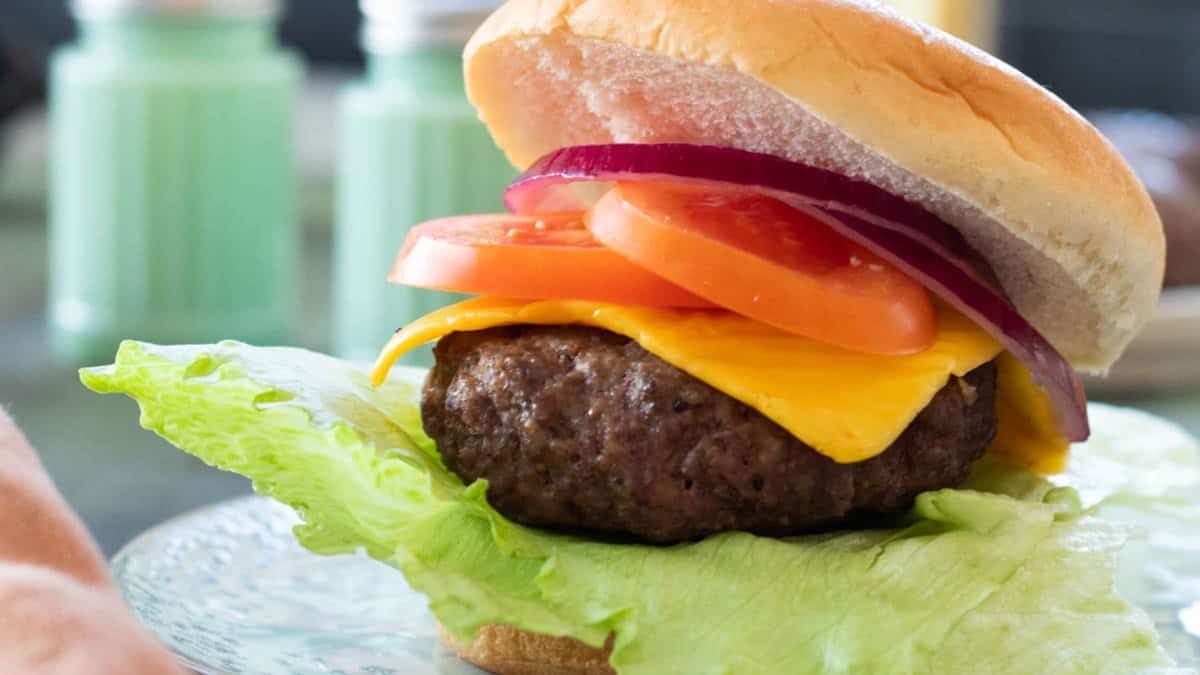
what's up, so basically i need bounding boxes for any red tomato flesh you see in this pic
[586,182,937,354]
[389,213,715,308]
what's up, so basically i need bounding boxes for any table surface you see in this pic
[2,94,1199,556]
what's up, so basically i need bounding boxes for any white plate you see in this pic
[111,496,487,675]
[1088,286,1200,395]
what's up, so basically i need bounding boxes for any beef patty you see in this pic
[422,325,998,543]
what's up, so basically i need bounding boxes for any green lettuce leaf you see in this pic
[82,341,1197,675]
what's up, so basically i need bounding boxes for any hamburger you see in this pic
[83,1,1199,673]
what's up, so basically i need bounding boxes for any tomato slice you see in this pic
[389,213,715,308]
[586,183,936,354]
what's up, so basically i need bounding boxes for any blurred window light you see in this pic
[877,0,999,52]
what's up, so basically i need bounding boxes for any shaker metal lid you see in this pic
[72,0,281,20]
[360,0,502,51]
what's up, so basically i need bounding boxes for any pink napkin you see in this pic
[0,409,183,674]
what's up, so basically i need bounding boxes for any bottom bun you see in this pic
[439,624,615,675]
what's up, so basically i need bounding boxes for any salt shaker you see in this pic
[49,0,302,363]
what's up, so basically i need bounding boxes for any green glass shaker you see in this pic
[334,0,514,366]
[49,0,302,364]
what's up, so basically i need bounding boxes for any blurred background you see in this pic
[0,0,1198,557]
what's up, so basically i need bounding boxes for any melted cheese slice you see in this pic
[373,298,1068,471]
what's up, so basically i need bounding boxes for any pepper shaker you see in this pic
[333,0,514,365]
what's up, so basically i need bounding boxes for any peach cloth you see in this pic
[0,408,183,674]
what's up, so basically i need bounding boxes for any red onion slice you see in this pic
[796,206,1089,442]
[507,144,996,288]
[505,143,1089,441]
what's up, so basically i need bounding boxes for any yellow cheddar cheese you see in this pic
[373,297,1068,471]
[993,352,1070,473]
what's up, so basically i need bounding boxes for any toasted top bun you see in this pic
[464,0,1165,372]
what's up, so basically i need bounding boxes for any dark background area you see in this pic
[2,0,1200,121]
[1000,0,1200,115]
[0,0,363,64]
